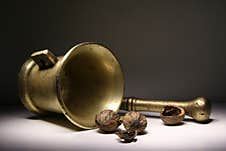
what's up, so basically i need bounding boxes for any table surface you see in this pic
[0,102,225,151]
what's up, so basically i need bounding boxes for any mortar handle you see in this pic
[31,50,58,70]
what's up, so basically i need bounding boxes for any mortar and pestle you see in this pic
[18,42,211,129]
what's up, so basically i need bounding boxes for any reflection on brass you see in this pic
[120,97,211,122]
[18,42,124,129]
[160,106,185,125]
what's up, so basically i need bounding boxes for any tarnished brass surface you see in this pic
[120,97,211,122]
[18,42,124,129]
[18,42,211,130]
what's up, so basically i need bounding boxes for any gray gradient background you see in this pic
[1,0,226,105]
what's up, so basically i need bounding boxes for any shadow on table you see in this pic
[26,111,214,132]
[27,114,84,131]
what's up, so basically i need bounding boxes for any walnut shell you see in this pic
[115,129,137,142]
[160,106,185,125]
[95,110,121,132]
[122,111,147,134]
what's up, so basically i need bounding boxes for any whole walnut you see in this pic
[95,110,121,132]
[115,129,137,142]
[122,111,147,134]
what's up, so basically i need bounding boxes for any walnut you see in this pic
[95,110,121,132]
[122,111,147,134]
[160,106,185,125]
[115,129,137,142]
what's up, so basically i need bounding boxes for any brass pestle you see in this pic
[120,97,211,122]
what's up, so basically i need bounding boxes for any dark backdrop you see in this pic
[1,0,226,105]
